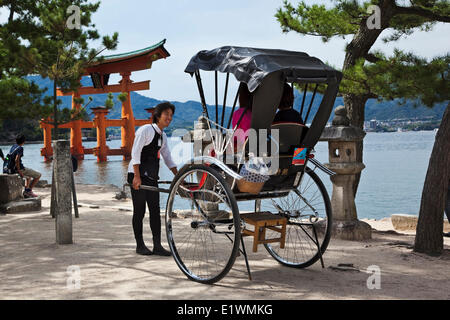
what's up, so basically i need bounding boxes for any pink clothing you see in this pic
[232,108,252,145]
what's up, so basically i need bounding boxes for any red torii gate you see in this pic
[41,39,170,162]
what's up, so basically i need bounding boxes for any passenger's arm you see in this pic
[15,154,23,177]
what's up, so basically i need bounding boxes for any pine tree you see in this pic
[0,0,118,137]
[0,1,52,119]
[414,103,449,254]
[276,0,449,190]
[276,0,449,254]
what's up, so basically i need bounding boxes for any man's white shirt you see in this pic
[127,123,176,173]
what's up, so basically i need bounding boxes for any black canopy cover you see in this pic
[184,46,342,92]
[185,46,342,149]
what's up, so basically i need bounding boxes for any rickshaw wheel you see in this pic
[165,164,240,284]
[255,167,332,268]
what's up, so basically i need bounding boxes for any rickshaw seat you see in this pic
[271,122,307,154]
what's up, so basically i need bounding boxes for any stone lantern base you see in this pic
[330,219,372,241]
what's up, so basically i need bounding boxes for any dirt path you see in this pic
[0,185,449,300]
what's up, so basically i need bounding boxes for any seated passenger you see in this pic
[273,83,303,124]
[232,82,253,146]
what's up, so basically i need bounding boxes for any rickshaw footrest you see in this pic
[241,212,287,253]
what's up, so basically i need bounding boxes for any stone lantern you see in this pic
[182,116,218,212]
[320,106,372,240]
[182,115,215,159]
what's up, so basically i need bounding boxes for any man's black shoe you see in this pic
[153,246,172,256]
[136,246,153,255]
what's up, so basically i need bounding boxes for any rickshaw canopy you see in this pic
[185,46,343,149]
[184,46,342,92]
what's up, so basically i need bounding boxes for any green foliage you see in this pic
[0,118,44,143]
[340,50,450,107]
[105,92,127,110]
[276,1,359,42]
[0,76,53,119]
[105,93,114,109]
[117,92,128,103]
[0,0,119,125]
[387,1,450,42]
[276,0,450,109]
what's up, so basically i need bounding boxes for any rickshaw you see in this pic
[161,46,342,284]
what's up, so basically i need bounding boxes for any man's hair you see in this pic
[152,102,175,124]
[279,83,294,110]
[238,82,252,110]
[16,134,26,145]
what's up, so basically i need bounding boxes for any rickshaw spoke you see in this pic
[166,165,240,283]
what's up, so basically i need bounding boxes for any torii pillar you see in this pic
[120,71,135,160]
[92,107,110,162]
[41,118,53,161]
[71,92,84,160]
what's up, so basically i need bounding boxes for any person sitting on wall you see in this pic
[273,83,303,124]
[10,134,42,198]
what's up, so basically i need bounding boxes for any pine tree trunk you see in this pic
[341,1,395,196]
[414,104,450,255]
[344,94,368,196]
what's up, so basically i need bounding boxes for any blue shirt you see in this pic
[9,144,24,170]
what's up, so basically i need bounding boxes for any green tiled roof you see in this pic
[100,39,167,61]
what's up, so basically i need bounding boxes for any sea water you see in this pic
[0,130,436,220]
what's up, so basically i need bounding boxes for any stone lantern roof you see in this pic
[320,106,366,142]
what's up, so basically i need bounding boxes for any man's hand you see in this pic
[132,175,141,190]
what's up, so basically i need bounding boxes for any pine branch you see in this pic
[364,53,382,63]
[59,41,75,72]
[394,4,450,23]
[8,2,16,24]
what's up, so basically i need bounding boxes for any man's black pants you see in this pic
[127,173,161,247]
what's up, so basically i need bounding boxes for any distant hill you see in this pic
[292,91,447,123]
[27,76,447,129]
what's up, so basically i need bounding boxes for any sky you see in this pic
[2,0,450,103]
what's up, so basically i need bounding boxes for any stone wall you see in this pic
[0,174,23,204]
[0,174,41,214]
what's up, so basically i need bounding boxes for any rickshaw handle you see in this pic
[308,158,336,176]
[124,183,171,193]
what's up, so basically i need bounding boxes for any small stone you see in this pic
[329,264,360,272]
[115,191,127,200]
